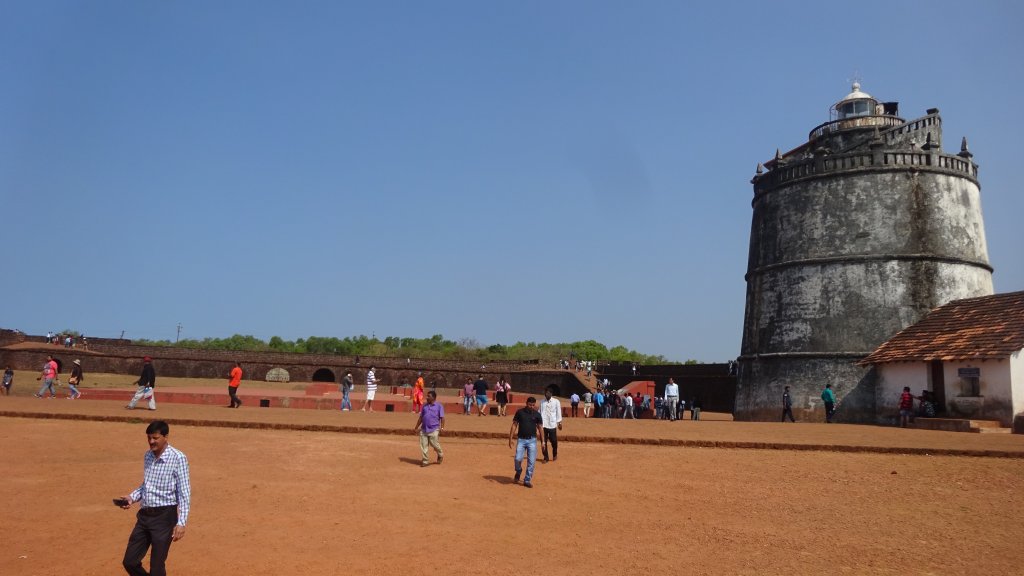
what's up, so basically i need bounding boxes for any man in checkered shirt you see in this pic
[119,420,191,576]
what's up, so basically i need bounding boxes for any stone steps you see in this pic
[969,420,1011,433]
[913,418,1012,434]
[973,426,1012,434]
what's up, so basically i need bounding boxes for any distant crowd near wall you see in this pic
[0,330,735,409]
[0,330,578,398]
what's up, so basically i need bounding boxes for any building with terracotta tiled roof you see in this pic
[859,291,1024,427]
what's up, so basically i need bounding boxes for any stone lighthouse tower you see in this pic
[735,84,994,423]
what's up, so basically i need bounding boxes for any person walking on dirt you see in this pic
[540,387,563,462]
[67,359,84,399]
[360,367,377,412]
[462,378,474,415]
[495,376,511,416]
[126,357,157,411]
[473,375,489,416]
[664,378,680,421]
[509,396,543,488]
[227,362,243,408]
[413,390,445,466]
[781,386,796,422]
[2,365,14,395]
[821,384,836,423]
[119,420,191,576]
[35,355,58,398]
[622,392,635,419]
[340,372,354,411]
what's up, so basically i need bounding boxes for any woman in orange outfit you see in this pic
[413,372,425,413]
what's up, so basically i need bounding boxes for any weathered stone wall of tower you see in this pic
[737,108,993,423]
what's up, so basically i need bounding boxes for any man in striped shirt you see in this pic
[119,420,191,576]
[360,366,378,412]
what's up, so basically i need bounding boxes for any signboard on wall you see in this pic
[958,367,980,378]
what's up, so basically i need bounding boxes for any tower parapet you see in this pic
[736,84,994,423]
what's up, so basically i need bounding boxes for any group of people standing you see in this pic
[578,385,703,421]
[45,331,86,348]
[458,375,512,417]
[780,384,837,423]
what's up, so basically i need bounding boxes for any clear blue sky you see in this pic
[3,1,1022,362]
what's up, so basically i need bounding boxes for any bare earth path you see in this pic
[1,398,1023,575]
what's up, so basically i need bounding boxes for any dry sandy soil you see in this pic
[2,399,1023,576]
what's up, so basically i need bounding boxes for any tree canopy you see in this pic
[131,333,680,364]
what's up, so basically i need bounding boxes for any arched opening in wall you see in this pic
[266,367,290,382]
[53,359,64,373]
[312,368,336,382]
[395,371,414,388]
[547,384,562,397]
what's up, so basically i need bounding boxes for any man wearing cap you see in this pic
[127,357,157,411]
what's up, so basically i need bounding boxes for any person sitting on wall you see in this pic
[917,389,936,418]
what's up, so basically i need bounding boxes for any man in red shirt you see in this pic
[227,362,243,408]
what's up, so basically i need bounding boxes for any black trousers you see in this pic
[782,407,795,422]
[123,505,177,576]
[570,403,578,417]
[824,401,835,423]
[228,385,241,407]
[543,427,558,460]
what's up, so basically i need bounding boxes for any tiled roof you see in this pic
[860,291,1024,365]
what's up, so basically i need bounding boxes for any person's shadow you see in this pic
[483,474,515,485]
[398,457,423,466]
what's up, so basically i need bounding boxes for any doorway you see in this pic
[929,360,946,414]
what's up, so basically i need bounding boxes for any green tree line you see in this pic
[131,334,681,364]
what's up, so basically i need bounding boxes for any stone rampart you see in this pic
[0,335,584,398]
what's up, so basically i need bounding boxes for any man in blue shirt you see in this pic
[414,391,445,467]
[119,420,191,576]
[594,390,605,419]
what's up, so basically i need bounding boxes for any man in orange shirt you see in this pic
[227,362,243,408]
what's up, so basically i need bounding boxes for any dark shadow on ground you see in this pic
[483,474,516,485]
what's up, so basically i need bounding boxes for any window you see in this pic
[839,100,872,119]
[960,376,980,397]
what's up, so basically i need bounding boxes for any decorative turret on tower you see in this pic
[735,84,994,423]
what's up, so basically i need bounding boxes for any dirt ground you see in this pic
[2,401,1023,575]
